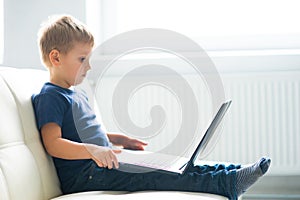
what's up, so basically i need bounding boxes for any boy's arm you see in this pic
[41,122,120,169]
[107,132,148,150]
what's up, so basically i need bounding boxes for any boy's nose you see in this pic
[84,62,91,71]
[87,64,91,71]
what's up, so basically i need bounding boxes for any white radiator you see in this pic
[206,71,300,176]
[92,70,300,176]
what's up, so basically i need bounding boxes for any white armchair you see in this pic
[0,67,227,200]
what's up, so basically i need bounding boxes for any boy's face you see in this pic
[52,42,93,88]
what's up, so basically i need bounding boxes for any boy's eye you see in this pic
[79,57,85,62]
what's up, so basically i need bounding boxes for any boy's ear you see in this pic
[49,49,61,67]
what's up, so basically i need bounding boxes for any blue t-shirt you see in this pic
[32,82,110,184]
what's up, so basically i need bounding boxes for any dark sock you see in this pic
[236,157,271,196]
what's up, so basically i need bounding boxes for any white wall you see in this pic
[2,0,86,69]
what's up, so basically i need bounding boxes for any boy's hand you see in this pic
[88,145,121,169]
[107,132,148,150]
[122,137,148,150]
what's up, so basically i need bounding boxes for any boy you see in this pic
[32,15,270,200]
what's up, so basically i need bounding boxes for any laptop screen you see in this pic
[183,100,232,173]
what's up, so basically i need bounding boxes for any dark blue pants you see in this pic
[63,161,240,200]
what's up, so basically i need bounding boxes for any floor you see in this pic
[241,175,300,200]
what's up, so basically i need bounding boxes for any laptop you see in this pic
[116,100,232,174]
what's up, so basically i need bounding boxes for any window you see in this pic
[87,0,300,51]
[0,0,3,64]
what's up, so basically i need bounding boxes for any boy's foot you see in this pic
[236,157,271,196]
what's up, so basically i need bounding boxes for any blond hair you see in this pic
[38,15,94,67]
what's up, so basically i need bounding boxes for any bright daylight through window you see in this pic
[0,0,3,64]
[87,0,300,51]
